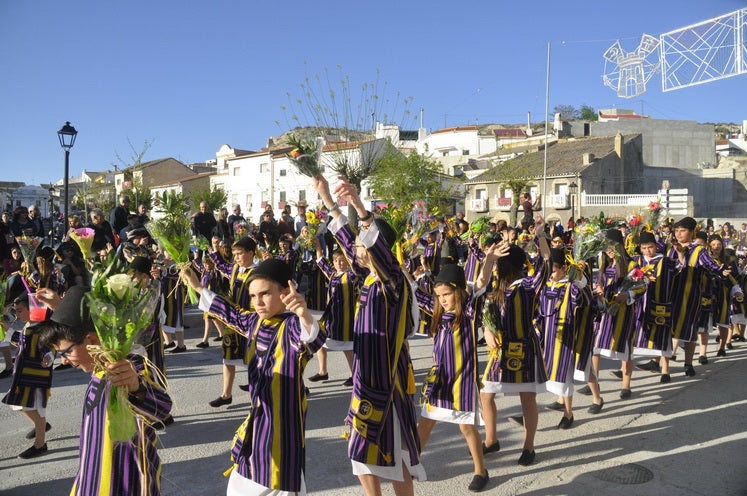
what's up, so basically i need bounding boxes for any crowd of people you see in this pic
[1,184,747,495]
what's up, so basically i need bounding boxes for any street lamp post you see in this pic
[568,181,578,222]
[57,121,78,228]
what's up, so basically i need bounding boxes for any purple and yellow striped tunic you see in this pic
[205,296,327,492]
[71,354,172,496]
[317,257,358,342]
[330,217,421,469]
[2,326,53,408]
[594,261,643,355]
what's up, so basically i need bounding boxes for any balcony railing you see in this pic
[581,193,658,207]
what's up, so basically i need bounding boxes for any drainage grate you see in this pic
[592,463,654,485]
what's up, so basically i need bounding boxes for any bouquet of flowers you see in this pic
[645,200,661,230]
[69,227,96,260]
[233,221,248,238]
[85,260,160,442]
[146,191,198,303]
[15,234,42,265]
[305,208,327,238]
[287,135,324,177]
[572,223,609,263]
[605,267,649,316]
[191,234,210,253]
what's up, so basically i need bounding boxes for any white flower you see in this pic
[106,274,136,301]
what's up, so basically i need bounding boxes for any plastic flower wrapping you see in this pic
[233,221,248,238]
[191,234,210,252]
[85,259,160,442]
[15,234,42,265]
[69,227,96,260]
[646,200,661,230]
[146,191,198,303]
[287,135,324,177]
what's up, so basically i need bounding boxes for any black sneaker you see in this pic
[169,346,187,354]
[482,440,500,454]
[684,364,696,377]
[342,377,353,387]
[517,449,535,466]
[698,355,708,365]
[307,373,328,382]
[716,348,726,357]
[545,401,565,411]
[610,370,623,379]
[660,374,671,383]
[726,342,734,350]
[238,384,249,392]
[163,342,176,349]
[508,415,524,426]
[26,422,52,439]
[557,415,574,430]
[18,443,48,459]
[619,389,632,399]
[212,336,223,342]
[209,396,232,407]
[468,470,489,492]
[195,341,209,348]
[636,360,661,373]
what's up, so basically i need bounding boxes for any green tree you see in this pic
[368,146,461,214]
[188,186,228,213]
[580,104,598,121]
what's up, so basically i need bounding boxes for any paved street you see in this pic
[1,308,746,495]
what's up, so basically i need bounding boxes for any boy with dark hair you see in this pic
[36,285,172,495]
[181,258,327,494]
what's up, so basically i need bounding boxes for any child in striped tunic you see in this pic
[37,285,173,495]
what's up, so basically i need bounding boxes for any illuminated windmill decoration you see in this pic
[602,8,747,98]
[602,34,660,98]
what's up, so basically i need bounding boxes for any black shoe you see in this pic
[342,377,353,387]
[468,470,489,492]
[588,398,604,414]
[545,401,565,411]
[0,369,10,379]
[610,370,623,379]
[715,335,720,343]
[716,348,726,357]
[508,415,524,426]
[482,440,501,454]
[671,354,677,361]
[209,396,232,407]
[517,449,536,466]
[577,385,592,395]
[163,342,176,349]
[558,415,574,430]
[477,337,486,346]
[238,384,249,392]
[733,335,745,342]
[726,342,734,350]
[212,336,223,342]
[684,364,696,377]
[54,363,73,370]
[307,373,328,382]
[660,374,671,384]
[698,355,708,365]
[195,341,209,348]
[169,345,187,354]
[619,389,632,400]
[26,422,51,439]
[636,360,661,373]
[18,443,48,459]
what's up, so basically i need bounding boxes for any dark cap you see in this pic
[126,227,149,241]
[129,255,153,274]
[497,244,527,274]
[434,263,466,289]
[51,285,92,330]
[550,248,567,266]
[672,216,697,231]
[639,231,657,245]
[249,259,292,289]
[606,228,624,245]
[232,236,257,253]
[373,218,397,249]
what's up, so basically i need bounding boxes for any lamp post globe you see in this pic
[57,121,78,227]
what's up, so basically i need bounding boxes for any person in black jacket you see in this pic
[109,195,131,234]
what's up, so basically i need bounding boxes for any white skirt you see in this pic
[420,393,483,426]
[9,389,47,417]
[323,338,353,351]
[226,468,306,496]
[351,410,427,482]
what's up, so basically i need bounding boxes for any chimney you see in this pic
[582,153,595,165]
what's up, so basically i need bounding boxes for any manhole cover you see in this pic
[592,463,654,484]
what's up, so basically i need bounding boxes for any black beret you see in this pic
[550,248,567,266]
[233,236,257,253]
[51,285,92,330]
[249,259,293,289]
[434,263,466,290]
[639,231,657,245]
[672,216,697,231]
[497,244,527,274]
[606,229,624,245]
[129,255,153,274]
[373,218,397,250]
